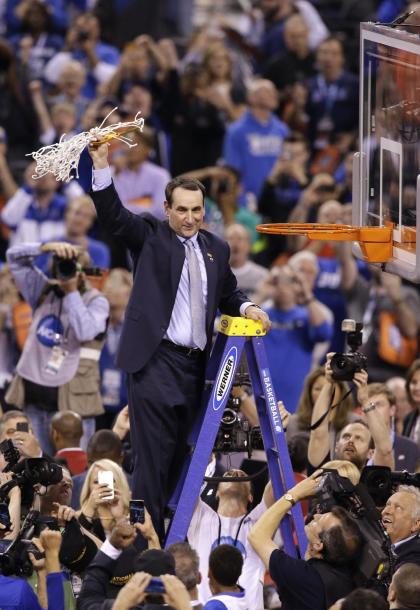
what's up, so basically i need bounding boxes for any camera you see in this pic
[52,255,103,281]
[330,319,367,381]
[213,373,263,457]
[360,466,420,507]
[0,510,59,577]
[77,30,89,42]
[314,469,394,585]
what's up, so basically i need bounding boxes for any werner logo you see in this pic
[36,315,63,347]
[213,347,237,411]
[262,368,282,432]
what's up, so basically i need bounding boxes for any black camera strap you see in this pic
[309,387,352,431]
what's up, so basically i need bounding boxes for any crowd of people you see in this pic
[0,1,420,609]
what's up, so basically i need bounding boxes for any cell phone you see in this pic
[129,499,145,525]
[16,422,29,433]
[145,577,165,594]
[97,470,114,500]
[0,503,11,532]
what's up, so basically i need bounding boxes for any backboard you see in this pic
[353,23,420,281]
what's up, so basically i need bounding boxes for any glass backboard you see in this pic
[353,23,420,281]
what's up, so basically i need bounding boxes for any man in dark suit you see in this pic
[381,486,420,569]
[88,141,270,536]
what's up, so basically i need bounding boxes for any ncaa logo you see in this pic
[36,315,63,347]
[213,346,237,411]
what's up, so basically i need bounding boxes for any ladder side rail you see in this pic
[165,335,246,546]
[248,337,308,556]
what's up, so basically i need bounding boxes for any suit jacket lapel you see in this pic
[198,232,217,328]
[170,228,186,299]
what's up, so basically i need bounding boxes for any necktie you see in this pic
[184,240,207,350]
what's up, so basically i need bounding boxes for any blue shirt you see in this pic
[223,111,289,206]
[263,305,333,412]
[0,573,64,610]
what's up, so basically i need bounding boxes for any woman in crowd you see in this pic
[403,359,420,447]
[78,458,131,540]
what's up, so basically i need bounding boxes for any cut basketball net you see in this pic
[27,108,145,183]
[257,223,394,263]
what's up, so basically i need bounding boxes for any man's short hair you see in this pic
[167,542,200,591]
[319,506,362,566]
[165,177,205,208]
[341,588,389,610]
[391,563,420,609]
[0,410,29,438]
[209,544,243,587]
[396,485,420,521]
[366,383,396,405]
[87,430,123,463]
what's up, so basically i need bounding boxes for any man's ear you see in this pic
[387,585,396,604]
[367,448,375,461]
[164,200,170,216]
[411,518,420,534]
[313,537,323,553]
[197,571,202,585]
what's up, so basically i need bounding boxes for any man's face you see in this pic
[0,417,32,441]
[226,227,250,265]
[217,469,252,506]
[305,512,340,553]
[409,369,420,405]
[66,199,95,236]
[284,20,309,55]
[45,468,73,507]
[335,423,373,470]
[381,491,420,543]
[164,187,205,239]
[316,40,344,75]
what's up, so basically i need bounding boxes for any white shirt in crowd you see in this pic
[188,499,266,610]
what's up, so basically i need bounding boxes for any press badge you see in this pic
[45,346,68,375]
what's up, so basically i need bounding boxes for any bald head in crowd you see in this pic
[50,411,83,451]
[388,563,420,609]
[225,224,251,268]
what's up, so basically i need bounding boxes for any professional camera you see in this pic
[330,319,367,382]
[52,255,103,281]
[315,469,394,586]
[360,465,420,507]
[213,372,264,457]
[0,510,59,577]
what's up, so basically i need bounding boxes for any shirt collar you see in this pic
[177,233,199,246]
[394,534,417,549]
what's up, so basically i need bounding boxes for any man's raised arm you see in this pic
[88,140,154,250]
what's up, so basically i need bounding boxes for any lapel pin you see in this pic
[207,252,214,262]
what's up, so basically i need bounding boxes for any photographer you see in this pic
[387,563,420,610]
[308,354,394,471]
[5,241,109,455]
[188,470,275,609]
[381,485,420,568]
[0,528,65,610]
[248,472,362,610]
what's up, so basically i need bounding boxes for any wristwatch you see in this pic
[283,493,296,506]
[362,401,376,414]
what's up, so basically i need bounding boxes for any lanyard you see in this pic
[216,510,250,548]
[317,75,339,115]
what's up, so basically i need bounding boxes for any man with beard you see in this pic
[308,355,394,471]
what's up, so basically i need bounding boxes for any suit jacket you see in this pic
[394,434,420,472]
[395,534,420,569]
[91,184,249,373]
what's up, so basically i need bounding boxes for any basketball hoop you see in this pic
[256,223,393,263]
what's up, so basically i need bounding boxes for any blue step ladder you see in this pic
[165,315,307,557]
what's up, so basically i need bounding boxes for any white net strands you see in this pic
[27,108,144,183]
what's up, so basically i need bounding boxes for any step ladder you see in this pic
[165,315,307,557]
